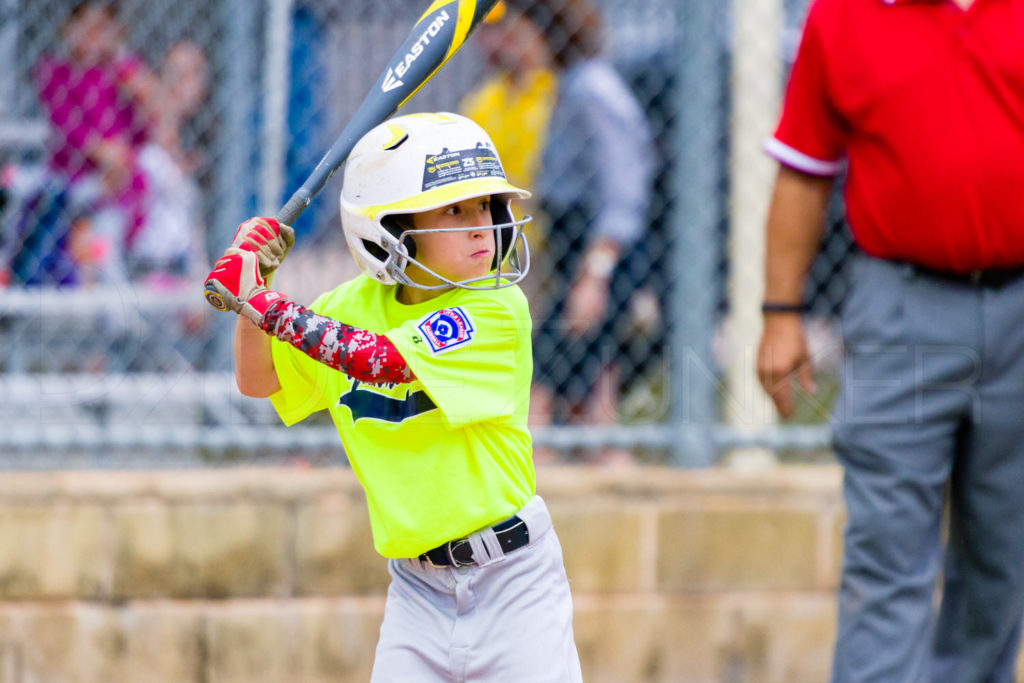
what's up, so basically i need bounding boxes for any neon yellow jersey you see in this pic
[269,275,535,559]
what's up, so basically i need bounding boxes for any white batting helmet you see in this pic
[339,112,531,290]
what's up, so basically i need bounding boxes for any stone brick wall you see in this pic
[0,466,1014,682]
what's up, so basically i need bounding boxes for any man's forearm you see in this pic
[763,165,835,304]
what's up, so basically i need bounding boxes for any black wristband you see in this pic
[761,301,808,314]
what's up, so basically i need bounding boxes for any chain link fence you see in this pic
[0,0,852,467]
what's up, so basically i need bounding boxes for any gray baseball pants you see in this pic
[370,495,582,683]
[831,254,1024,683]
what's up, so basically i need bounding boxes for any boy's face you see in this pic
[406,196,496,286]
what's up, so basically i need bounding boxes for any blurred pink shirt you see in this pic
[35,54,149,241]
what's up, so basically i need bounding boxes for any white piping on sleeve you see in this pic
[762,137,844,177]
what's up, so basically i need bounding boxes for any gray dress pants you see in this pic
[831,254,1024,683]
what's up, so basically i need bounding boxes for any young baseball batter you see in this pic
[205,112,582,682]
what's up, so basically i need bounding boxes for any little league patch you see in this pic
[417,307,475,354]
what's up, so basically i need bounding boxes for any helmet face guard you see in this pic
[388,214,532,291]
[340,112,532,291]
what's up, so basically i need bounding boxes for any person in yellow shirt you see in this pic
[203,112,582,682]
[460,1,557,197]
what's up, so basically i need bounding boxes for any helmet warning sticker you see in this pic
[422,144,506,191]
[415,307,476,355]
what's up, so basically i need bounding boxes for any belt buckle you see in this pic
[970,269,984,286]
[445,538,473,567]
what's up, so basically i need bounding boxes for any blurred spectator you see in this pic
[613,46,682,412]
[8,5,210,372]
[120,40,211,372]
[504,0,654,465]
[25,0,156,286]
[129,40,209,288]
[3,164,91,286]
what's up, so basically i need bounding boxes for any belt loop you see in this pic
[481,525,506,562]
[467,531,496,565]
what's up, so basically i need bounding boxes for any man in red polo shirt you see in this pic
[757,0,1024,681]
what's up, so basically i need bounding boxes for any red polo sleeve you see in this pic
[765,1,846,176]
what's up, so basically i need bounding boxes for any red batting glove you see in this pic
[204,249,286,326]
[227,217,295,283]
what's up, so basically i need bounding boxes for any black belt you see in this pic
[911,263,1024,289]
[419,515,530,568]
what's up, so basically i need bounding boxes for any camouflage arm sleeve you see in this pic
[261,299,413,384]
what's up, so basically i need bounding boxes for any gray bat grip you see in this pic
[277,191,312,226]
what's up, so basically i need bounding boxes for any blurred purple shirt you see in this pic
[35,54,149,241]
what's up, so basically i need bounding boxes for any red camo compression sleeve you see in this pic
[260,299,413,384]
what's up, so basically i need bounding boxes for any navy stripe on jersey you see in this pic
[338,380,437,423]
